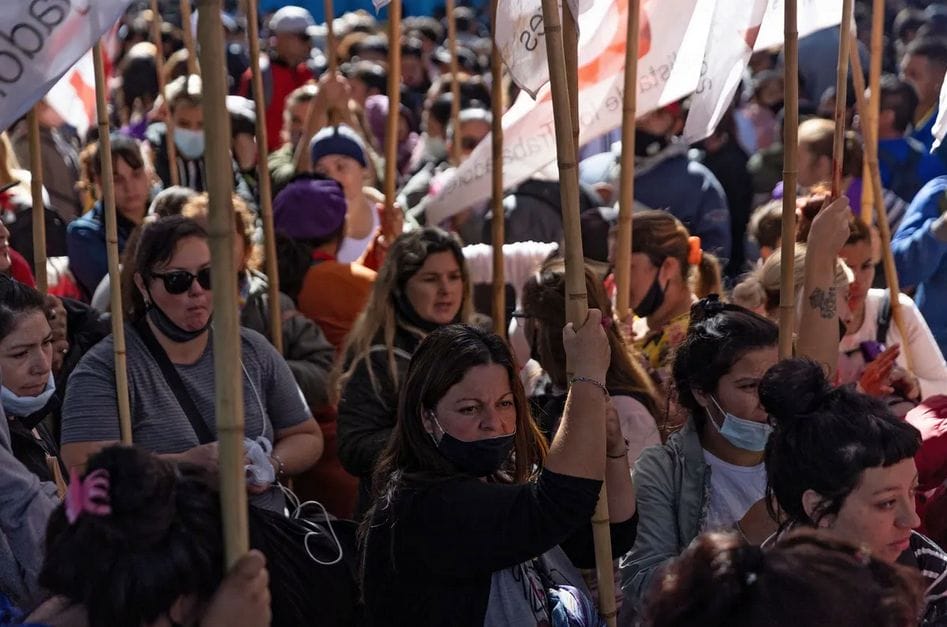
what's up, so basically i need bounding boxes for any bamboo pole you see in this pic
[830,0,855,198]
[861,0,884,224]
[324,0,337,74]
[490,0,505,336]
[446,0,462,165]
[563,3,580,175]
[92,43,133,445]
[615,0,640,321]
[197,0,249,568]
[383,1,403,212]
[181,0,200,75]
[150,0,180,187]
[26,110,47,293]
[246,0,284,354]
[540,0,615,624]
[779,0,799,360]
[849,38,914,372]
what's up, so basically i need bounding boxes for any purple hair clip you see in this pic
[65,468,112,524]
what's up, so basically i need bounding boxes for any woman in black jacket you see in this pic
[361,320,637,626]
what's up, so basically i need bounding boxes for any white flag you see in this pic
[45,51,96,139]
[683,0,768,144]
[0,0,131,134]
[754,0,843,51]
[373,0,391,10]
[427,0,715,224]
[932,70,947,152]
[494,0,591,98]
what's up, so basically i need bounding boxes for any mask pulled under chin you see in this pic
[146,299,211,343]
[430,415,515,477]
[1,372,56,418]
[707,397,772,452]
[634,274,666,318]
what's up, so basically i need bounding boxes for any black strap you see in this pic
[134,318,215,444]
[876,290,892,346]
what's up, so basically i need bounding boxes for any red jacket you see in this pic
[239,55,313,152]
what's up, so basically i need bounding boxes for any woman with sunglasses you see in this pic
[59,216,323,513]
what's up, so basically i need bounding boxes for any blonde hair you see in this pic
[751,243,853,319]
[332,227,473,403]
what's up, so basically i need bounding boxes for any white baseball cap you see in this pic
[268,6,317,36]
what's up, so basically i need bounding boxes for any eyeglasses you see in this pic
[151,268,212,295]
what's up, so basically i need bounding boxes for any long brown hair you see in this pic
[631,210,721,299]
[521,258,659,417]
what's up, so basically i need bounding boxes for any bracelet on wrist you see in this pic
[569,376,609,397]
[270,453,286,480]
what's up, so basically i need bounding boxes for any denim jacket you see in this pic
[619,418,710,610]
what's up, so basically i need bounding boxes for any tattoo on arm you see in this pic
[808,287,837,319]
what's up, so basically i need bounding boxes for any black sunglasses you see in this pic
[152,268,212,295]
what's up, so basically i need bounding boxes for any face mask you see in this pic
[146,294,211,343]
[2,371,56,417]
[174,127,205,160]
[424,135,448,162]
[635,128,670,157]
[428,413,515,477]
[707,396,772,452]
[634,273,666,318]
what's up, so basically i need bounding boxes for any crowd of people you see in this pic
[2,0,947,625]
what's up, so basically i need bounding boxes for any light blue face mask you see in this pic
[1,372,56,417]
[174,127,205,160]
[707,396,772,452]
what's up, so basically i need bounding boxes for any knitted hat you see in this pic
[309,125,367,168]
[273,177,347,240]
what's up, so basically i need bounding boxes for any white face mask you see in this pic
[1,372,56,417]
[174,127,206,160]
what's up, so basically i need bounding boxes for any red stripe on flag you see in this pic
[69,70,96,126]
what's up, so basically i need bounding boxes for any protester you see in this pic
[146,74,208,192]
[642,530,926,627]
[521,259,660,467]
[67,134,150,300]
[335,227,471,514]
[60,216,323,514]
[628,210,721,384]
[269,83,317,197]
[899,37,947,160]
[620,297,780,611]
[273,175,376,352]
[760,358,947,624]
[0,277,63,487]
[361,320,637,625]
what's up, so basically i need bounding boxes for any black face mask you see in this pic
[429,415,515,477]
[634,273,666,318]
[635,128,670,157]
[146,292,211,343]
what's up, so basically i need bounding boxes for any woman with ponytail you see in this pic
[628,211,722,384]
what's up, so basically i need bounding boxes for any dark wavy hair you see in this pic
[760,359,922,529]
[0,275,48,341]
[643,529,925,627]
[672,295,778,427]
[39,446,223,626]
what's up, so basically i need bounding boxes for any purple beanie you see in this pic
[273,177,347,240]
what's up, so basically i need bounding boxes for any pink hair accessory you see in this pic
[65,468,112,524]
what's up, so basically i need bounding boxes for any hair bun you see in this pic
[759,358,832,423]
[690,294,725,323]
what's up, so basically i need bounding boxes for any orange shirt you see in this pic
[297,259,376,352]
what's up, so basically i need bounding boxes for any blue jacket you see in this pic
[891,176,947,356]
[634,145,732,261]
[66,202,136,300]
[877,137,947,202]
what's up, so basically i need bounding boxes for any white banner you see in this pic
[45,51,96,139]
[683,0,768,144]
[427,0,715,224]
[754,0,843,51]
[0,0,131,134]
[933,70,947,152]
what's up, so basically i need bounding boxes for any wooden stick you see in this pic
[383,1,403,212]
[196,0,249,568]
[246,0,283,354]
[92,43,133,445]
[26,110,47,293]
[446,0,462,165]
[779,0,799,360]
[862,0,884,224]
[541,0,615,624]
[830,0,854,198]
[849,38,915,372]
[563,3,580,175]
[181,0,200,75]
[150,0,180,187]
[615,0,640,321]
[324,0,337,74]
[490,0,505,336]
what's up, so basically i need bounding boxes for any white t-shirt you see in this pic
[701,449,766,531]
